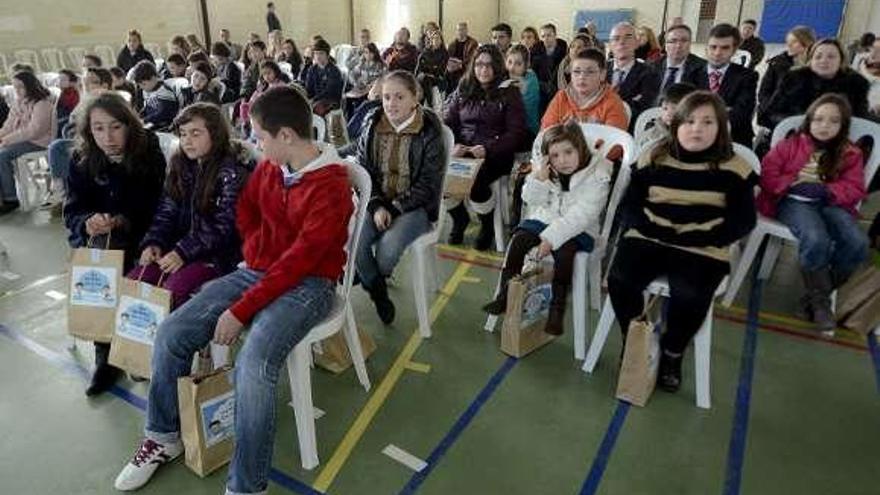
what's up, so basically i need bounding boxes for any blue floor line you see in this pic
[867,332,880,394]
[397,356,518,495]
[0,324,320,495]
[722,272,764,495]
[578,400,631,495]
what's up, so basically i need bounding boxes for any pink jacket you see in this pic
[757,132,866,217]
[0,97,55,148]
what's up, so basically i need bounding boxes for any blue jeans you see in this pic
[145,268,334,495]
[777,198,869,279]
[47,138,74,180]
[355,208,431,290]
[0,141,45,202]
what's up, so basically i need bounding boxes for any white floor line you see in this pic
[44,290,66,301]
[0,273,64,300]
[382,444,427,472]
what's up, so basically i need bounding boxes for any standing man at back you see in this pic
[606,22,660,129]
[739,19,765,70]
[684,23,758,147]
[266,2,282,33]
[651,24,706,101]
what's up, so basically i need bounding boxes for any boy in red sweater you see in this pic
[115,86,354,494]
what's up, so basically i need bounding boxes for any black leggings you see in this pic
[503,229,579,290]
[607,238,728,354]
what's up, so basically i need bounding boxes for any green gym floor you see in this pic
[1,206,878,495]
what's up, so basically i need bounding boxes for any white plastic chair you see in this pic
[324,109,350,146]
[66,47,87,69]
[0,85,15,105]
[13,49,41,72]
[278,61,293,79]
[13,151,50,211]
[156,132,179,162]
[733,49,752,67]
[722,116,880,307]
[633,106,663,146]
[312,113,326,142]
[144,42,162,60]
[94,45,116,68]
[40,72,60,88]
[622,101,632,127]
[41,48,66,72]
[485,124,638,359]
[403,125,454,338]
[284,160,372,469]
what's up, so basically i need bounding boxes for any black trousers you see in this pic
[607,238,728,354]
[504,229,579,292]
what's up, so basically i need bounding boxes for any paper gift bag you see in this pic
[616,297,661,407]
[837,263,880,335]
[444,157,484,200]
[501,263,556,358]
[178,366,235,477]
[67,235,125,342]
[109,273,172,377]
[313,325,377,374]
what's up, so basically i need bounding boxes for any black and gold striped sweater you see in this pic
[620,146,758,262]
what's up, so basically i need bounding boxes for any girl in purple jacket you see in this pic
[129,103,251,309]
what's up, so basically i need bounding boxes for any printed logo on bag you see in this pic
[521,282,552,327]
[201,391,235,448]
[70,267,118,307]
[115,296,167,346]
[447,160,478,179]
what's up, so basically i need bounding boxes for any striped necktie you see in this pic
[709,70,722,93]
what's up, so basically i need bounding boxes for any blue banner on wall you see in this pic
[573,10,634,41]
[760,0,846,43]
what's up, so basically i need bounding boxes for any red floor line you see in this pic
[438,252,502,270]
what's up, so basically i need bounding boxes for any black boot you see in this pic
[482,268,516,315]
[86,342,121,397]
[0,199,20,215]
[544,282,569,335]
[657,349,683,392]
[367,278,395,325]
[474,211,495,251]
[801,268,835,336]
[447,203,470,245]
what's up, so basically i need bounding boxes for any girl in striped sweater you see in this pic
[608,91,757,392]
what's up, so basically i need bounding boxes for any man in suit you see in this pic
[683,23,758,147]
[606,22,660,129]
[651,24,707,102]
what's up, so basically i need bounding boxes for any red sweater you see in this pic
[229,157,354,323]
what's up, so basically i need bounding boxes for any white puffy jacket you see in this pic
[521,154,612,249]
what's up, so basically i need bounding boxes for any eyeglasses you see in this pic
[665,38,690,45]
[571,69,601,77]
[609,34,635,43]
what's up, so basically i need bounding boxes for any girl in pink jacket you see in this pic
[757,93,869,335]
[0,70,56,214]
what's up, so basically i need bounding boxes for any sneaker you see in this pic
[114,438,183,491]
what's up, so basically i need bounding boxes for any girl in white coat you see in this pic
[482,122,611,335]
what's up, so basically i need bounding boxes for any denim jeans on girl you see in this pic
[0,141,45,202]
[145,268,334,495]
[777,198,869,280]
[355,208,431,290]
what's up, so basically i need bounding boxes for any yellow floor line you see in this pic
[312,254,475,492]
[437,244,505,262]
[461,276,481,284]
[404,361,432,374]
[720,305,865,345]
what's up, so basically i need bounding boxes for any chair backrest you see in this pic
[66,47,87,69]
[530,122,639,173]
[771,115,880,195]
[48,86,61,99]
[144,42,162,59]
[332,44,356,76]
[312,113,326,142]
[733,142,761,175]
[41,48,66,72]
[234,61,245,74]
[0,85,14,105]
[633,106,663,145]
[733,49,752,67]
[341,160,372,300]
[94,45,116,68]
[115,90,132,104]
[436,125,455,235]
[621,101,632,127]
[14,49,41,72]
[278,61,293,79]
[156,132,178,162]
[40,71,60,88]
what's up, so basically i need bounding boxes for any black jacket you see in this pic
[217,60,242,103]
[116,46,155,74]
[651,53,707,99]
[740,36,765,70]
[757,52,795,115]
[685,63,758,146]
[356,107,446,222]
[64,131,166,267]
[607,60,661,127]
[267,12,282,32]
[759,67,870,129]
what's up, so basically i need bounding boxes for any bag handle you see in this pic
[638,294,662,321]
[156,271,167,288]
[86,229,113,250]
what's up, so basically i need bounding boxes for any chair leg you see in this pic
[290,346,320,470]
[13,158,32,211]
[210,343,230,368]
[412,245,432,338]
[572,253,588,360]
[722,230,764,307]
[582,297,617,373]
[693,306,713,410]
[484,248,508,333]
[342,303,371,391]
[758,236,783,280]
[491,180,506,252]
[588,256,602,311]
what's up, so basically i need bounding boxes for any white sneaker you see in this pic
[114,438,183,491]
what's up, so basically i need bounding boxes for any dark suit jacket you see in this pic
[651,53,707,100]
[684,63,758,146]
[606,60,660,128]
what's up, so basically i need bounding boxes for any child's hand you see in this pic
[451,144,468,157]
[537,239,553,259]
[140,246,162,266]
[536,158,552,182]
[373,207,392,231]
[158,250,185,274]
[470,145,487,158]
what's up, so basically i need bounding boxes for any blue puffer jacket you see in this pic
[139,143,252,273]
